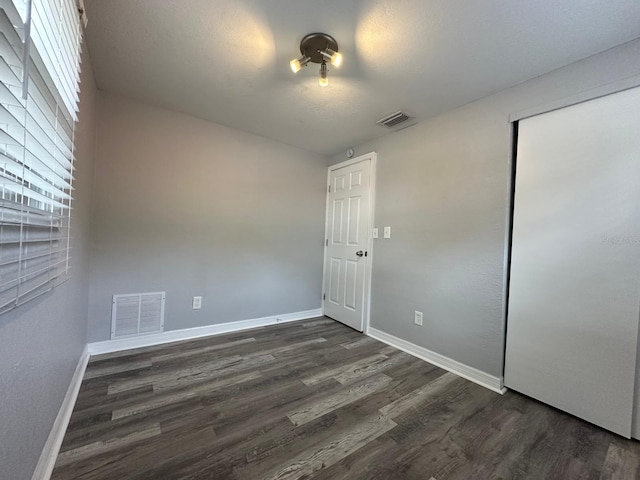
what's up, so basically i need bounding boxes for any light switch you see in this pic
[383,226,391,238]
[192,296,202,310]
[372,228,379,239]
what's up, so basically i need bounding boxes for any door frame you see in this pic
[504,87,640,437]
[321,152,377,333]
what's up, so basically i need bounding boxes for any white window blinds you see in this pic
[0,0,81,313]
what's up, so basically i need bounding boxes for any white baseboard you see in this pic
[368,327,506,395]
[88,308,324,356]
[31,346,90,480]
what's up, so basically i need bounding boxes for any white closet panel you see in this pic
[504,87,640,437]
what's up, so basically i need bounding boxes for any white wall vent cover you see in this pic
[376,111,413,128]
[111,292,165,340]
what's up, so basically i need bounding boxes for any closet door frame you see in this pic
[503,81,640,438]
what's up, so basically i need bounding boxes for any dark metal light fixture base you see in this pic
[299,33,339,64]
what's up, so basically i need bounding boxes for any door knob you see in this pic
[356,251,364,257]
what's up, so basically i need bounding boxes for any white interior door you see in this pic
[504,86,640,437]
[323,157,372,331]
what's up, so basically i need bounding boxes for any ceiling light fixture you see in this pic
[290,33,341,86]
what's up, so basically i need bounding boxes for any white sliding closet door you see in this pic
[504,87,640,437]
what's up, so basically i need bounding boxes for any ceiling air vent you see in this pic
[376,111,412,128]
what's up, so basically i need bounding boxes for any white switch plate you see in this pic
[372,228,379,239]
[414,310,423,326]
[192,296,202,310]
[384,226,391,238]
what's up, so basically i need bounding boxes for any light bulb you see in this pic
[321,48,342,68]
[290,58,302,73]
[290,55,310,73]
[330,51,342,67]
[319,61,328,87]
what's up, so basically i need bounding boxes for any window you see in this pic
[0,0,81,313]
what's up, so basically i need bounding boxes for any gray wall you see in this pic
[88,93,328,342]
[0,49,97,480]
[330,39,640,379]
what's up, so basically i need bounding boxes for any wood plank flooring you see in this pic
[52,317,640,479]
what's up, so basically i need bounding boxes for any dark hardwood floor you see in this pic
[52,317,640,479]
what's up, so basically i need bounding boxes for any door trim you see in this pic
[509,74,640,123]
[321,152,377,333]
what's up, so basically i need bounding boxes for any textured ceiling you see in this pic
[83,0,640,156]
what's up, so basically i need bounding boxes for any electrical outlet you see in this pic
[414,310,423,326]
[372,227,379,239]
[192,296,202,310]
[384,226,391,238]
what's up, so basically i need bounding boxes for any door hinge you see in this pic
[328,185,331,192]
[325,239,328,246]
[323,293,326,300]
